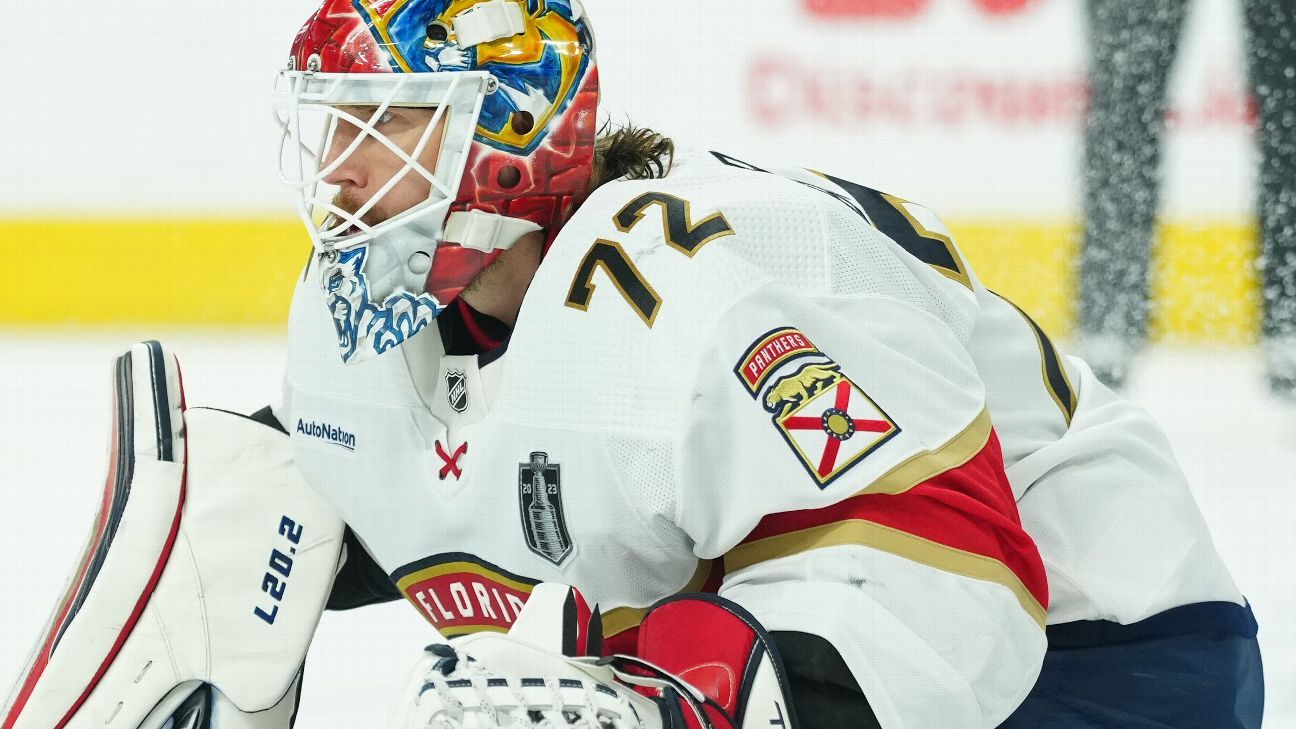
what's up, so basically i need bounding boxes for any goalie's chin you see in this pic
[428,244,503,307]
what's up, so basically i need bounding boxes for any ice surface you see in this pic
[0,332,1291,725]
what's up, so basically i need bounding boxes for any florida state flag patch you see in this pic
[736,327,900,488]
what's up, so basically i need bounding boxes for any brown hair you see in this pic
[590,122,675,190]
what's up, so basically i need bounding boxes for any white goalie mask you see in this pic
[272,0,600,364]
[274,70,497,364]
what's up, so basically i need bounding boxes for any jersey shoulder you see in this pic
[548,148,918,302]
[502,151,829,436]
[500,150,977,435]
[547,146,977,312]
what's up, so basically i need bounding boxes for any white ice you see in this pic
[0,332,1292,725]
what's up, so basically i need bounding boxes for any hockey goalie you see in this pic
[4,0,1262,727]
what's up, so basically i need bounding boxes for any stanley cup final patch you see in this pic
[736,327,900,489]
[519,452,574,566]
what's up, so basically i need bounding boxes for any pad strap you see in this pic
[443,209,541,252]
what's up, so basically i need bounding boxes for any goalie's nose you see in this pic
[320,126,368,190]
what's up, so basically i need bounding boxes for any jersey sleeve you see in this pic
[674,280,1048,729]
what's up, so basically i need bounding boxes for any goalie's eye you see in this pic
[335,106,396,128]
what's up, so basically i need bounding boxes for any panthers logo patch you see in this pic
[736,327,900,488]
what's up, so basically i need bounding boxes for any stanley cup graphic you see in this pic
[526,452,567,561]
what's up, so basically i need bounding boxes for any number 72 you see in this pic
[564,192,735,326]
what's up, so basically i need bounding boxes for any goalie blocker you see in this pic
[2,342,345,729]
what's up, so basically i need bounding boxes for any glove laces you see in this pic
[413,644,645,729]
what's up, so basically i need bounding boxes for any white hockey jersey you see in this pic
[769,165,1244,627]
[283,149,1238,728]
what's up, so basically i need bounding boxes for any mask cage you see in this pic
[272,70,494,255]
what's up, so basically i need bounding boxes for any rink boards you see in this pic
[1,216,1262,343]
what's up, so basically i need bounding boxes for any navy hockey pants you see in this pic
[1000,602,1264,729]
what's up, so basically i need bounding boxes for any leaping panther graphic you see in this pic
[762,363,844,417]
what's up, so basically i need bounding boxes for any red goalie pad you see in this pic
[633,595,799,729]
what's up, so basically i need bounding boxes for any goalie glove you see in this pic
[391,586,798,729]
[2,342,345,729]
[391,583,653,729]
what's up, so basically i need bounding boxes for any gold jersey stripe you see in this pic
[857,408,992,497]
[438,624,510,638]
[394,560,538,595]
[724,519,1047,629]
[601,559,714,638]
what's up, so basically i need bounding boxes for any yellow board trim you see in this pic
[948,217,1260,344]
[2,216,1260,342]
[724,519,1047,629]
[3,217,309,327]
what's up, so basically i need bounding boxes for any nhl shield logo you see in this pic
[445,369,468,414]
[518,452,573,566]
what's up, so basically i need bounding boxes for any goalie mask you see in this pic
[274,0,598,364]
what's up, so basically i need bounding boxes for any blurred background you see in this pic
[0,0,1266,339]
[2,0,1293,724]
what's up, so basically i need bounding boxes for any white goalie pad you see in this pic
[2,342,345,729]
